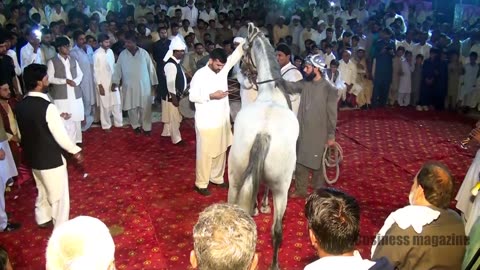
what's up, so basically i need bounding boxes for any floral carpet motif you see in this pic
[0,108,476,270]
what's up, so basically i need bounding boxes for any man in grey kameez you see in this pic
[70,30,97,131]
[285,54,338,198]
[112,32,158,135]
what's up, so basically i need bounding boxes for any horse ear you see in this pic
[248,23,256,36]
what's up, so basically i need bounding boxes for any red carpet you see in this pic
[0,107,476,270]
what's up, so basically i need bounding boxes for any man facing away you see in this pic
[189,40,245,196]
[93,34,122,131]
[284,55,338,198]
[112,31,158,136]
[372,161,466,269]
[191,203,258,270]
[47,37,84,145]
[276,43,303,116]
[46,216,116,270]
[70,30,97,131]
[161,36,187,145]
[15,64,83,229]
[305,188,394,269]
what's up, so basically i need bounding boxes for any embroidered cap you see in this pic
[305,54,327,70]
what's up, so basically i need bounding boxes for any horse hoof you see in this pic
[260,205,271,214]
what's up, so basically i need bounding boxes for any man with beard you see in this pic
[93,34,122,132]
[70,30,97,131]
[189,41,245,196]
[0,32,20,99]
[112,31,158,136]
[15,64,83,229]
[284,55,338,198]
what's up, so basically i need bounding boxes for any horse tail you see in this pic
[238,133,271,215]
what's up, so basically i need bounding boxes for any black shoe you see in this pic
[211,182,229,188]
[38,220,53,229]
[144,131,151,136]
[6,178,14,187]
[174,140,185,146]
[134,127,142,134]
[1,222,21,232]
[194,186,211,196]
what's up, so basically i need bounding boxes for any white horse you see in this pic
[227,23,299,270]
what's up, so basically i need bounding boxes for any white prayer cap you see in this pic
[309,0,317,5]
[292,15,301,21]
[317,20,325,25]
[357,46,366,52]
[233,37,245,44]
[46,216,115,270]
[279,16,286,20]
[163,36,186,62]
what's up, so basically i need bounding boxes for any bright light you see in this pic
[34,29,42,39]
[330,2,335,7]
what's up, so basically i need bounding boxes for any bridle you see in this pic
[242,30,281,87]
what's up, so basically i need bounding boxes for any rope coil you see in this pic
[322,142,343,184]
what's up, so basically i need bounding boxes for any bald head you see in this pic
[413,162,454,209]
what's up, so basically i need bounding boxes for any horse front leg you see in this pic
[260,187,271,214]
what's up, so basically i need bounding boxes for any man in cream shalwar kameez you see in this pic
[189,40,245,195]
[112,33,158,135]
[47,37,84,144]
[162,36,187,144]
[70,32,97,131]
[93,34,122,131]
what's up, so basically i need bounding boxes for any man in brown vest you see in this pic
[372,162,467,269]
[46,37,84,145]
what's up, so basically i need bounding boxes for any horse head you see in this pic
[242,23,281,86]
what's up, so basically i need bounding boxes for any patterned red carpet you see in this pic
[0,108,476,270]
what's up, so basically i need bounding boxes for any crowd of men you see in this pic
[0,0,480,269]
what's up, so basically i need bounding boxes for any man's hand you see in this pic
[99,85,106,96]
[73,151,84,163]
[60,113,72,120]
[209,90,229,100]
[66,79,76,87]
[326,139,335,147]
[151,87,156,97]
[472,128,480,144]
[171,95,179,107]
[11,134,20,143]
[0,148,5,160]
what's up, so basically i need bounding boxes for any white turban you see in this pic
[309,0,317,5]
[46,216,115,270]
[163,36,187,62]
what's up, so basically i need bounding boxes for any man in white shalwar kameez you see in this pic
[0,116,20,232]
[93,34,122,131]
[47,37,84,144]
[112,32,158,135]
[189,40,245,196]
[276,44,303,115]
[70,30,97,131]
[162,36,187,145]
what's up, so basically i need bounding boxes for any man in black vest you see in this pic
[161,36,187,145]
[15,64,84,229]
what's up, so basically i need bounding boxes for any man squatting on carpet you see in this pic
[15,64,84,229]
[283,54,338,198]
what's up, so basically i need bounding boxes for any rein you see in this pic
[243,31,281,86]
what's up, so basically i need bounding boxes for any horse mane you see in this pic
[252,30,293,109]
